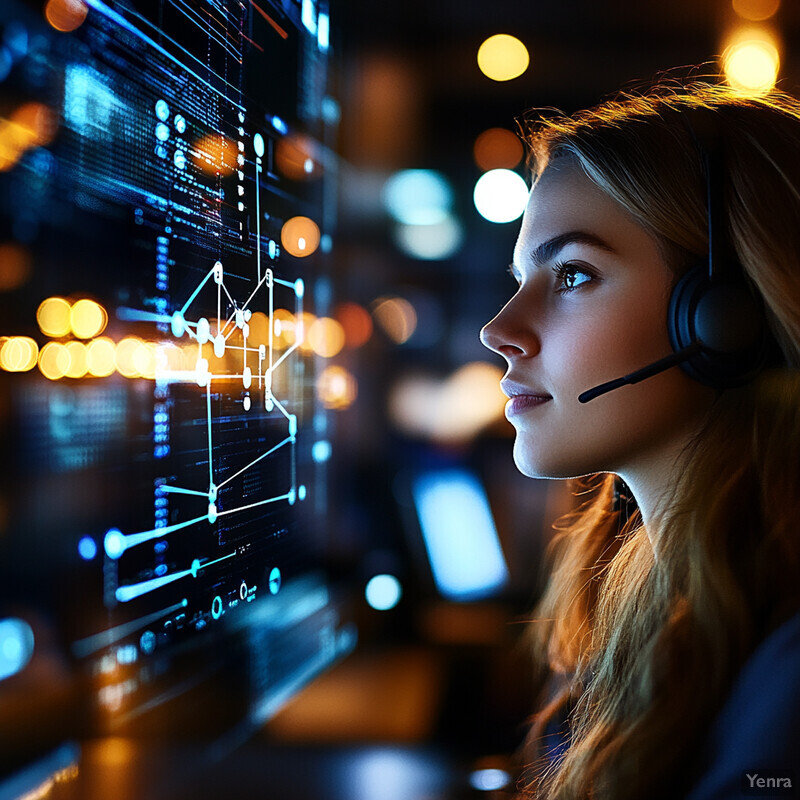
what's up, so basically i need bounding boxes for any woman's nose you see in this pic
[480,299,540,359]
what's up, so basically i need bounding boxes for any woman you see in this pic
[480,80,800,799]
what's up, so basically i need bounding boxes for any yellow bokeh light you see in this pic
[372,296,417,344]
[307,317,345,358]
[44,0,88,32]
[280,216,321,258]
[133,341,158,379]
[296,311,317,354]
[86,337,116,377]
[723,29,780,94]
[39,341,70,380]
[0,103,59,172]
[477,34,529,82]
[65,340,88,378]
[732,0,780,21]
[115,336,143,378]
[271,308,295,351]
[37,297,72,337]
[0,337,38,372]
[70,298,107,339]
[473,127,523,171]
[316,365,357,410]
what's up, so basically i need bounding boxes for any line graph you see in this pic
[106,134,307,602]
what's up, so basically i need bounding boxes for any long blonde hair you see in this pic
[518,81,800,799]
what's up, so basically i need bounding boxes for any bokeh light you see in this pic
[307,316,345,358]
[0,337,38,372]
[477,34,529,82]
[39,341,70,380]
[86,337,116,377]
[382,169,453,226]
[64,340,88,378]
[317,365,357,409]
[473,127,523,171]
[281,216,321,257]
[296,311,317,354]
[0,103,59,172]
[70,298,107,339]
[275,134,322,180]
[732,0,780,21]
[388,361,506,444]
[372,296,417,344]
[722,29,780,94]
[193,134,237,175]
[0,243,31,291]
[115,336,143,378]
[37,297,72,337]
[365,574,402,611]
[44,0,88,32]
[473,169,528,223]
[335,302,373,349]
[393,214,463,260]
[271,308,296,350]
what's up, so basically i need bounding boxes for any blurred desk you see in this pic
[3,739,507,800]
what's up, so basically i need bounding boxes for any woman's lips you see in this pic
[505,393,552,418]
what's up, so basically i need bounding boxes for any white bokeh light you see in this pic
[473,169,528,223]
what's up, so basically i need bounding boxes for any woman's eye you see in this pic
[554,263,593,292]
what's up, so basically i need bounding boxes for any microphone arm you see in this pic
[578,343,701,404]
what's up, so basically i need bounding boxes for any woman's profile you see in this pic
[480,79,800,799]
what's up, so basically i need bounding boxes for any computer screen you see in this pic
[0,0,352,774]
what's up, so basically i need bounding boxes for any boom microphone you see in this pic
[577,343,701,404]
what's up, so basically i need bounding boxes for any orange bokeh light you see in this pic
[473,127,523,172]
[280,216,320,258]
[335,302,373,349]
[275,134,322,180]
[193,134,237,176]
[0,244,32,291]
[45,0,88,32]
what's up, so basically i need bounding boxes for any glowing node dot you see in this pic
[104,528,126,560]
[254,132,265,157]
[269,567,281,595]
[196,317,210,344]
[235,308,244,328]
[191,558,200,578]
[213,334,225,358]
[239,581,248,600]
[208,483,217,501]
[268,240,277,259]
[298,485,307,501]
[195,357,209,387]
[171,311,185,338]
[244,308,252,322]
[289,414,297,437]
[288,488,296,505]
[207,503,217,524]
[242,322,250,339]
[295,278,304,298]
[78,536,97,561]
[211,595,223,619]
[243,366,252,389]
[213,261,223,284]
[243,394,251,411]
[265,394,274,412]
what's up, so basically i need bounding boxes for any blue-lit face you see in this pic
[480,160,715,489]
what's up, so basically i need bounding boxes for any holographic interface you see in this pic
[0,0,353,744]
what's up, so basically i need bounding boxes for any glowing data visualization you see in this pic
[0,0,353,735]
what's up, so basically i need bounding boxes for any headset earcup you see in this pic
[668,264,768,387]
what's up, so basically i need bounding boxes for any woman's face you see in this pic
[480,158,716,483]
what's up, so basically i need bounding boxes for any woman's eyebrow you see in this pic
[529,230,617,268]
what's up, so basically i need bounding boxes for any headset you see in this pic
[578,113,773,404]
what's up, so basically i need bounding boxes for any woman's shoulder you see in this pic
[684,609,800,799]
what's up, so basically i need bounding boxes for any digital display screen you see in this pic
[0,0,352,762]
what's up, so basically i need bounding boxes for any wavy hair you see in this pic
[517,80,800,799]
